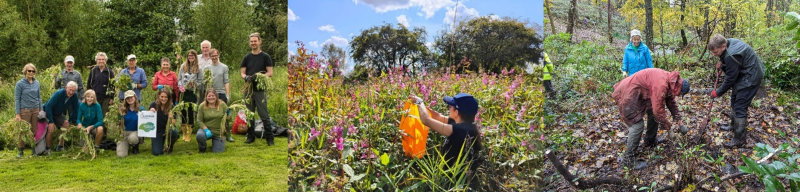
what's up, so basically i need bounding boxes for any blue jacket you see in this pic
[44,89,80,124]
[622,42,653,76]
[117,67,148,101]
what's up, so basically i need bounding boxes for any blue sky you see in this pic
[288,0,543,66]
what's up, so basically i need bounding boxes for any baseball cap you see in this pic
[124,90,136,99]
[64,55,75,63]
[127,54,137,61]
[443,93,479,117]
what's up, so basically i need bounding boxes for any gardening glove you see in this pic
[245,75,256,82]
[711,90,718,98]
[204,128,212,139]
[622,71,628,78]
[157,85,163,90]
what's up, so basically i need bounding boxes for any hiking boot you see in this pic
[132,145,140,155]
[724,118,748,148]
[199,147,206,153]
[244,137,255,144]
[267,137,274,146]
[55,145,64,152]
[94,145,100,154]
[45,149,51,156]
[617,156,648,170]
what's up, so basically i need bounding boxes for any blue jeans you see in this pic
[151,129,179,156]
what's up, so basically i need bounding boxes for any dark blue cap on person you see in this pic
[443,93,479,116]
[681,79,690,95]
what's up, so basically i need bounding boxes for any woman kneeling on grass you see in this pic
[77,90,104,154]
[117,90,141,157]
[196,89,228,153]
[149,89,179,156]
[410,93,483,171]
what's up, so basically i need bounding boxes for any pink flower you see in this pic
[521,141,527,150]
[348,125,358,135]
[516,106,526,121]
[308,128,322,141]
[179,85,186,93]
[540,134,545,141]
[529,124,535,132]
[334,137,344,151]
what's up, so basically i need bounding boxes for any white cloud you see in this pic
[488,14,501,21]
[288,8,300,21]
[319,24,336,32]
[353,0,454,19]
[309,41,319,48]
[323,36,349,47]
[397,15,410,27]
[443,2,479,27]
[289,50,296,56]
[349,33,355,37]
[425,42,434,50]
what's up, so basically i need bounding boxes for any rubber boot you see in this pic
[265,118,275,146]
[720,111,735,131]
[244,120,255,144]
[724,118,748,148]
[132,144,140,155]
[226,127,235,142]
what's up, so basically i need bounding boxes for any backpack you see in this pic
[252,119,288,138]
[33,121,48,155]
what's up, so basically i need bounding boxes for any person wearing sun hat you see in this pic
[117,90,141,157]
[409,93,483,171]
[612,68,690,170]
[55,55,85,99]
[621,29,653,78]
[117,54,148,101]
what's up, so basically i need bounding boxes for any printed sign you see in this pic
[138,111,157,138]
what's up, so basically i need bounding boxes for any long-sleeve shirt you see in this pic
[77,102,104,128]
[152,70,179,101]
[117,67,148,101]
[44,89,80,124]
[612,68,683,129]
[55,69,85,99]
[87,66,115,101]
[198,54,213,71]
[15,78,43,114]
[178,64,204,92]
[716,52,743,96]
[196,102,228,138]
[204,63,229,94]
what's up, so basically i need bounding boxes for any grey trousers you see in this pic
[196,129,225,153]
[624,110,658,158]
[116,131,139,157]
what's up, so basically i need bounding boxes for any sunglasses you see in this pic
[27,70,36,73]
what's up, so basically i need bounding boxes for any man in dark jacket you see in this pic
[45,82,81,154]
[612,68,690,169]
[86,52,115,115]
[707,34,765,148]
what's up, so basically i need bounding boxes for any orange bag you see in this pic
[399,100,429,158]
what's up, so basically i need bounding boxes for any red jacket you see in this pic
[612,68,684,129]
[152,71,179,101]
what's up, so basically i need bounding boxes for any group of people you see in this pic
[543,30,765,170]
[13,33,276,158]
[615,31,764,169]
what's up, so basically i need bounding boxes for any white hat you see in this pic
[64,55,75,63]
[127,54,137,60]
[630,29,642,38]
[124,90,136,99]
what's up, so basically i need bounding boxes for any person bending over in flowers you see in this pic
[409,93,482,171]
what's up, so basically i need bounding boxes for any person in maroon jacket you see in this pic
[612,68,690,170]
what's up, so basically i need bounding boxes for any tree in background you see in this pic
[435,16,541,74]
[96,0,193,72]
[253,0,288,66]
[320,43,346,77]
[195,0,253,66]
[349,23,429,76]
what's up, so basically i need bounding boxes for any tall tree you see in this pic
[195,0,253,67]
[434,16,542,74]
[253,0,288,66]
[644,0,653,52]
[608,0,613,44]
[545,0,556,34]
[349,23,429,75]
[567,0,577,37]
[679,0,687,48]
[320,43,346,77]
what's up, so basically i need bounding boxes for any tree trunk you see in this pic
[645,0,653,52]
[567,0,577,39]
[608,0,613,44]
[766,0,773,27]
[701,0,710,42]
[545,0,557,34]
[680,0,687,48]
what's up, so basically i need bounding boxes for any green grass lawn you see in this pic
[0,65,289,191]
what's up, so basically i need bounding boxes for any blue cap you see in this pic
[680,79,690,95]
[443,93,479,116]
